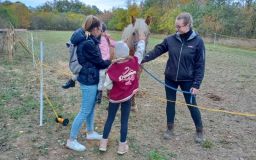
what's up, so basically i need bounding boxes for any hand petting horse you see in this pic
[121,16,151,112]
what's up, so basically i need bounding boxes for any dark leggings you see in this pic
[165,79,203,129]
[102,99,131,142]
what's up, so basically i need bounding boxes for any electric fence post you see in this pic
[214,33,216,46]
[31,33,35,68]
[40,41,44,126]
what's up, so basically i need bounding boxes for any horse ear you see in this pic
[145,16,151,25]
[131,16,136,26]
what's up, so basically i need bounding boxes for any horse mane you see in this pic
[121,24,133,41]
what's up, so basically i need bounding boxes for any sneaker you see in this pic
[62,79,75,89]
[99,138,108,151]
[86,131,102,140]
[195,129,205,143]
[163,129,174,139]
[117,141,129,155]
[66,139,86,152]
[131,105,138,112]
[96,90,102,104]
[131,97,138,112]
[163,123,174,140]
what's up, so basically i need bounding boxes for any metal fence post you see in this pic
[214,33,216,46]
[31,33,35,68]
[40,41,44,126]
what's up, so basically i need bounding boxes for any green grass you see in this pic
[7,96,37,120]
[206,44,256,58]
[128,135,145,156]
[148,149,177,160]
[149,150,166,160]
[17,30,256,61]
[201,139,214,149]
[108,30,122,40]
[37,143,49,156]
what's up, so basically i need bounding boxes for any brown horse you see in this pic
[121,16,151,111]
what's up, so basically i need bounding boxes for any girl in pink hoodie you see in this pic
[96,23,116,104]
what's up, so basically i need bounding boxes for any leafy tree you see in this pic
[158,8,181,34]
[55,0,71,12]
[241,4,256,38]
[10,2,30,28]
[1,0,255,38]
[142,5,162,33]
[0,5,18,27]
[37,1,54,12]
[108,8,128,30]
[180,0,205,29]
[37,0,101,14]
[0,2,30,28]
[97,11,113,23]
[30,11,83,30]
[127,4,140,17]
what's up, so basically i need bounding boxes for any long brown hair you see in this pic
[82,15,101,32]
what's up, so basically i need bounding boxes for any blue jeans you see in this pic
[165,78,203,129]
[102,100,131,142]
[70,84,97,140]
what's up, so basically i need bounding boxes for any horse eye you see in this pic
[132,32,136,36]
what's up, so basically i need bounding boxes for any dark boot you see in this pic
[96,90,102,104]
[62,79,75,89]
[195,127,204,143]
[163,123,174,139]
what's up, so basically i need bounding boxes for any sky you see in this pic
[7,0,134,11]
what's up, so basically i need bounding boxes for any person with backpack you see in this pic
[62,34,89,89]
[62,23,115,92]
[66,15,111,152]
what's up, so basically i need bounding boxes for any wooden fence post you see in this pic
[7,27,15,62]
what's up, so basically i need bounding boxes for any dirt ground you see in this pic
[0,34,256,160]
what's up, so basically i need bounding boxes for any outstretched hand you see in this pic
[139,33,146,41]
[191,87,200,95]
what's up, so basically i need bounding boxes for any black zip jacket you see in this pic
[141,31,205,89]
[70,28,111,85]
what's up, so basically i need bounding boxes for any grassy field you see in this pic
[0,30,256,160]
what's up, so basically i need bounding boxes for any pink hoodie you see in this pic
[99,33,115,60]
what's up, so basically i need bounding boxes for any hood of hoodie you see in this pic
[70,28,88,45]
[70,28,101,46]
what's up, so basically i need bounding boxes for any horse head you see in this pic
[121,16,151,56]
